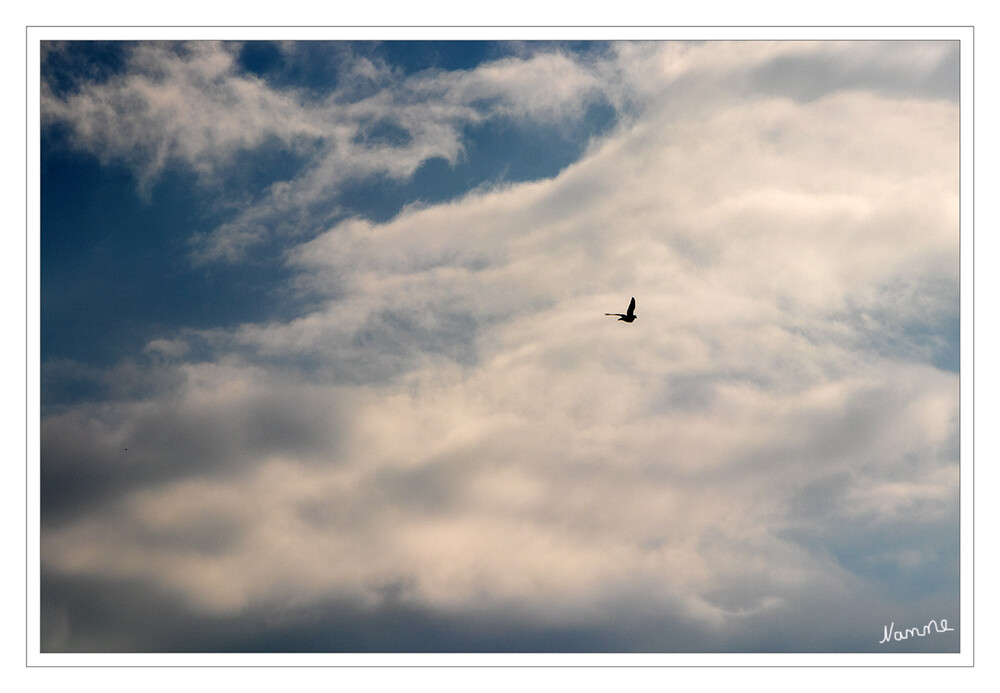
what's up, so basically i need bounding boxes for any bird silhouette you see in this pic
[606,297,637,323]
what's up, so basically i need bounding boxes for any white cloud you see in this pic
[41,40,960,650]
[421,50,607,121]
[43,42,323,192]
[143,338,191,360]
[43,41,615,262]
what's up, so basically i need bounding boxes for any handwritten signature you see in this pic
[879,619,954,644]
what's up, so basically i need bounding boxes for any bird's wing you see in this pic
[627,297,636,317]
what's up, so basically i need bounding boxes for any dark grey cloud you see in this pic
[747,41,960,103]
[44,571,668,652]
[41,366,350,526]
[42,567,959,653]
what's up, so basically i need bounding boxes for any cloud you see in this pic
[42,41,616,262]
[40,40,960,652]
[42,42,322,191]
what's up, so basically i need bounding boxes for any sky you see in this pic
[37,38,962,654]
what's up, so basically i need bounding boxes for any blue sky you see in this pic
[39,39,961,654]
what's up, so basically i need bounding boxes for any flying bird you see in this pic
[606,297,637,323]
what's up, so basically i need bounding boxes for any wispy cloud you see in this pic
[43,41,615,262]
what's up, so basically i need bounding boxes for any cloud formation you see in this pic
[40,40,960,653]
[43,41,614,262]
